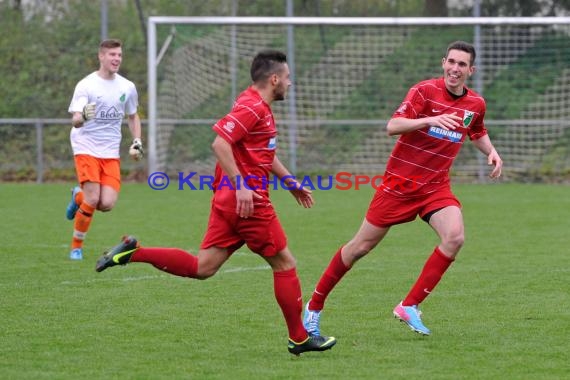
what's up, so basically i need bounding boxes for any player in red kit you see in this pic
[304,41,503,337]
[95,50,336,355]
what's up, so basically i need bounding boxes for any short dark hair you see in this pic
[250,50,287,83]
[446,41,476,65]
[99,39,122,51]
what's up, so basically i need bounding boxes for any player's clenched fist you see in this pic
[82,103,96,121]
[129,138,144,161]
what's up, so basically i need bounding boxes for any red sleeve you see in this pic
[468,101,488,141]
[212,102,262,144]
[392,85,427,119]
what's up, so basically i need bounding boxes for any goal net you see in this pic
[148,17,570,182]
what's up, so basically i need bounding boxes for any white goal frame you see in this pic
[147,16,570,174]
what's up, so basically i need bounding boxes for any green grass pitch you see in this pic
[1,183,568,379]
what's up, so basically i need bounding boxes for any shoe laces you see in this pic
[305,309,321,335]
[407,305,422,319]
[413,305,424,319]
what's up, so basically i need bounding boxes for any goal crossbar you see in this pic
[149,16,570,26]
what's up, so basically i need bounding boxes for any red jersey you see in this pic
[382,77,488,197]
[211,86,277,213]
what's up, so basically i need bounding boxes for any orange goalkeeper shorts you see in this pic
[74,154,121,192]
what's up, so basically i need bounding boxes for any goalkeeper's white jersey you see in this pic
[68,72,138,158]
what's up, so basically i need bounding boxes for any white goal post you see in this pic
[147,16,570,180]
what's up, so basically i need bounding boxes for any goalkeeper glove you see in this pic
[129,138,144,161]
[82,103,96,121]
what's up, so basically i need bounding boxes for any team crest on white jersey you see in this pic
[223,121,235,133]
[463,111,474,127]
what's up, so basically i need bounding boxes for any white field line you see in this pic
[58,264,270,286]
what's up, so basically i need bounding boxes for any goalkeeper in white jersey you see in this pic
[65,39,143,260]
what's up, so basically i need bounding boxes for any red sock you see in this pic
[308,247,350,311]
[273,268,307,343]
[402,246,454,306]
[131,247,198,278]
[71,203,95,249]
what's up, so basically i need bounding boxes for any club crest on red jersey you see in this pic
[463,111,474,127]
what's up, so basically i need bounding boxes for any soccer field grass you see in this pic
[1,183,568,379]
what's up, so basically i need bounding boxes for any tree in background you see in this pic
[424,0,448,16]
[1,0,569,118]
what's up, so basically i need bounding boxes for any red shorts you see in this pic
[200,205,287,257]
[74,154,121,192]
[365,188,461,228]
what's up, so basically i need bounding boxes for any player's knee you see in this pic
[194,273,213,280]
[444,231,464,253]
[345,240,376,262]
[194,267,217,280]
[265,250,297,272]
[195,259,225,279]
[97,200,115,212]
[273,257,297,272]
